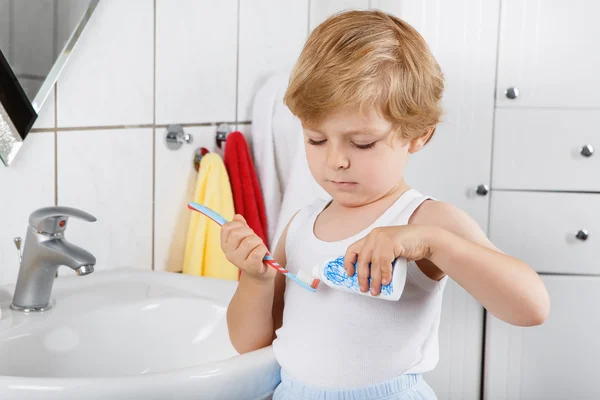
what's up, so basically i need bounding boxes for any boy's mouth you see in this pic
[329,180,358,189]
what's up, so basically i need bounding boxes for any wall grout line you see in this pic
[54,84,58,207]
[234,0,241,126]
[29,121,252,134]
[54,82,59,279]
[151,0,157,272]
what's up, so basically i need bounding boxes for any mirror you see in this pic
[0,0,100,166]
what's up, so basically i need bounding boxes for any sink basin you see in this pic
[0,269,280,399]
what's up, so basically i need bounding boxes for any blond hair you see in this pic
[284,10,444,143]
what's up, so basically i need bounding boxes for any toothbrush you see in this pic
[187,202,319,292]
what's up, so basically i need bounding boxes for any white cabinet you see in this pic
[484,275,600,400]
[487,1,600,399]
[496,0,600,108]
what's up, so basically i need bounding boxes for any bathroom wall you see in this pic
[0,0,497,287]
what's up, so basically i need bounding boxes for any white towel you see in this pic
[251,73,330,250]
[272,138,331,247]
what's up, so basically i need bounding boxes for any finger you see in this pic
[221,220,248,246]
[232,214,246,223]
[370,258,381,296]
[357,243,373,293]
[245,243,268,273]
[227,227,255,252]
[380,256,394,286]
[231,235,261,268]
[344,241,362,277]
[373,245,394,286]
[370,244,382,295]
[238,235,264,258]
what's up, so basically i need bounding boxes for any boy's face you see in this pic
[303,109,424,208]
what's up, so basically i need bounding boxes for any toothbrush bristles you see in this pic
[296,270,321,290]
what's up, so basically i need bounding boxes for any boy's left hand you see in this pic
[344,225,436,295]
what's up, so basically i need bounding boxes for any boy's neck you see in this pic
[315,180,411,242]
[332,180,411,211]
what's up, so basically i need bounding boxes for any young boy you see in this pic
[222,10,550,400]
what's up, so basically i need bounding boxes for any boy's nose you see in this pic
[326,147,350,170]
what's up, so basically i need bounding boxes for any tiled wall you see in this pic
[0,0,498,293]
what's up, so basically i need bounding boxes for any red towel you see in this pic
[224,132,269,278]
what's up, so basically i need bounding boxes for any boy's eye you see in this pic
[353,141,377,150]
[307,138,327,146]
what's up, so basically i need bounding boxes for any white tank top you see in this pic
[272,189,448,388]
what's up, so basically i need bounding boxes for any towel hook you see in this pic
[216,123,231,149]
[165,125,193,150]
[193,147,210,171]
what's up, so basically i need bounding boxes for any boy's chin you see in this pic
[329,191,370,208]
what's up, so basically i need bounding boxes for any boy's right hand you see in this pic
[221,214,274,281]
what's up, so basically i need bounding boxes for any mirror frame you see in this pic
[0,0,100,166]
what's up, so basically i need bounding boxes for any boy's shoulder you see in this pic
[409,199,486,242]
[410,199,461,224]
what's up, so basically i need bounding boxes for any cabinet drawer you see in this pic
[489,191,599,274]
[492,109,600,191]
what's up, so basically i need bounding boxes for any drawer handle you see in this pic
[476,184,490,196]
[505,87,519,99]
[580,144,594,157]
[575,229,589,241]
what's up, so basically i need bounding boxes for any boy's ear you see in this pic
[408,127,436,154]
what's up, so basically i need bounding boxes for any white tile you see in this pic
[309,0,369,31]
[237,0,309,121]
[156,0,237,125]
[369,0,403,16]
[32,86,56,130]
[57,0,153,127]
[57,128,153,271]
[154,126,222,272]
[0,132,55,285]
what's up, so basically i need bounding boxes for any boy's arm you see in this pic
[226,220,290,354]
[411,201,550,327]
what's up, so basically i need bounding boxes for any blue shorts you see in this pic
[272,370,437,400]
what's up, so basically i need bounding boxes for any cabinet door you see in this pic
[496,0,600,108]
[484,275,600,400]
[424,279,484,400]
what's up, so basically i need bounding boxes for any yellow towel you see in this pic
[183,153,238,279]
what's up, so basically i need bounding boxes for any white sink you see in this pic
[0,269,280,399]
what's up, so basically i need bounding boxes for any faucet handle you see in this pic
[29,206,97,235]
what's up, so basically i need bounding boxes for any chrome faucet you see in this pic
[10,206,97,312]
